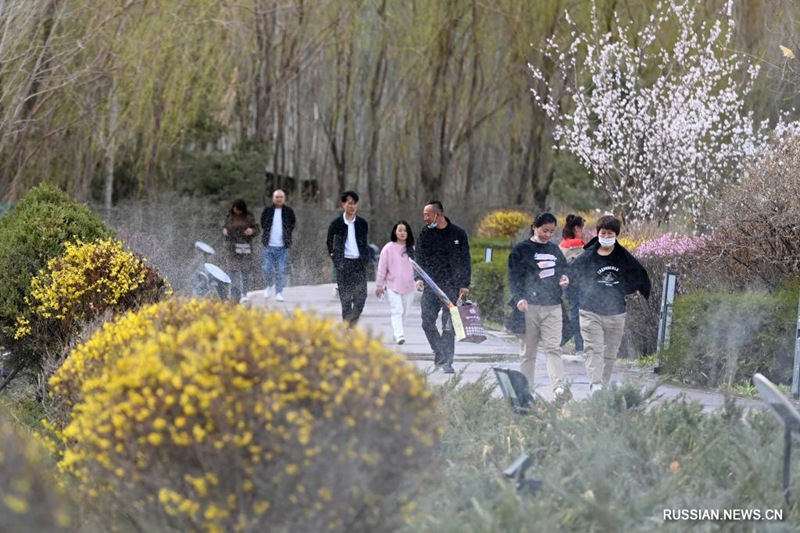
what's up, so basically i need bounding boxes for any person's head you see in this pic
[531,212,557,243]
[562,214,585,239]
[341,190,359,218]
[272,189,286,208]
[596,215,622,247]
[423,200,444,229]
[231,198,247,215]
[391,220,414,247]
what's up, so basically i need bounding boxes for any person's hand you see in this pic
[415,280,424,292]
[375,287,384,298]
[244,228,254,236]
[459,288,470,300]
[559,275,569,288]
[516,299,528,312]
[222,228,228,237]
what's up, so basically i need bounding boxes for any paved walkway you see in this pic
[245,282,759,410]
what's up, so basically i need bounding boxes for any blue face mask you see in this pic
[427,214,438,229]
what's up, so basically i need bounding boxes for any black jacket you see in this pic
[326,214,369,269]
[260,205,296,249]
[416,217,471,290]
[570,237,651,315]
[508,239,568,306]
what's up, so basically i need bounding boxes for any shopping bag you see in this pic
[450,300,487,343]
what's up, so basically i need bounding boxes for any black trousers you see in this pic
[420,285,459,365]
[337,258,367,326]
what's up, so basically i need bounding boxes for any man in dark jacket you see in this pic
[414,200,471,374]
[570,215,651,391]
[327,190,370,326]
[261,189,297,302]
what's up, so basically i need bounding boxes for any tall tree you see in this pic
[531,0,779,221]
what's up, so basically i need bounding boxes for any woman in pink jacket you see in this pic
[375,221,416,344]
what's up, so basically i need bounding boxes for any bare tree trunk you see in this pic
[366,0,388,209]
[104,89,119,217]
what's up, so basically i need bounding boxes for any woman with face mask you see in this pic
[569,215,651,393]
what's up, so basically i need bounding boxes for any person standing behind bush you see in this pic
[559,214,586,359]
[570,215,651,392]
[260,189,296,302]
[222,198,259,302]
[376,221,416,345]
[508,213,570,399]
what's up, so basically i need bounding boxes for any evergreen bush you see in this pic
[470,261,509,326]
[0,185,110,372]
[660,280,799,387]
[49,299,439,532]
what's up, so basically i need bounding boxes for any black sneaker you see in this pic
[442,364,455,374]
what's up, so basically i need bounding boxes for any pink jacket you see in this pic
[376,242,416,295]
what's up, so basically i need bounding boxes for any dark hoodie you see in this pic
[508,238,568,306]
[570,237,651,315]
[415,216,471,290]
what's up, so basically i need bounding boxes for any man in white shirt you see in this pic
[260,189,296,302]
[326,190,370,326]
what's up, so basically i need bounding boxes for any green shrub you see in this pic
[409,380,800,531]
[49,299,439,532]
[470,261,509,326]
[660,280,799,387]
[0,412,72,532]
[0,185,110,372]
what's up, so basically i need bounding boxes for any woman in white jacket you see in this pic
[375,221,416,344]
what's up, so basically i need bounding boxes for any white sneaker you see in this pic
[589,383,604,394]
[263,286,273,300]
[239,295,249,304]
[575,351,585,362]
[275,293,285,302]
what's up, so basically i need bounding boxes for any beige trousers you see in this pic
[521,304,563,391]
[579,310,626,386]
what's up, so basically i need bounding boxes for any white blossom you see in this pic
[528,0,795,221]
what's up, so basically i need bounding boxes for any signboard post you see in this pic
[655,272,677,374]
[753,373,800,504]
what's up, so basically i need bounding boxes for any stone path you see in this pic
[245,282,760,411]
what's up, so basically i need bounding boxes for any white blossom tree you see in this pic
[530,0,772,222]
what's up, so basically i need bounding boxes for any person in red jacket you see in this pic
[559,214,586,359]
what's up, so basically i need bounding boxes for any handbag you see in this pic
[449,299,487,344]
[234,243,252,255]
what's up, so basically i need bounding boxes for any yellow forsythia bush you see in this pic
[13,238,171,373]
[476,210,530,238]
[0,414,72,532]
[49,298,439,532]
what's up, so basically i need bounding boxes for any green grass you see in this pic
[406,376,800,532]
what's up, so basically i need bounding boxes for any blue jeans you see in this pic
[262,246,289,293]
